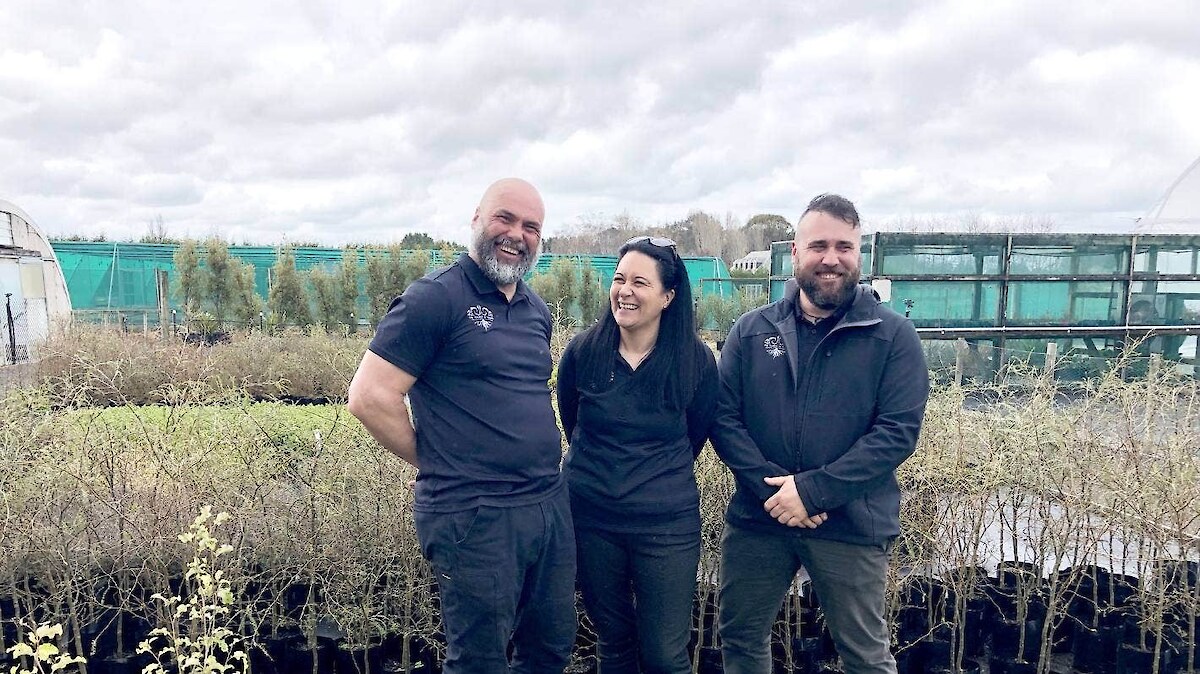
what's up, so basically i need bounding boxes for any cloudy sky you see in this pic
[3,1,1199,245]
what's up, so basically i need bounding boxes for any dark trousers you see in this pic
[576,527,701,674]
[414,489,577,674]
[718,524,895,674]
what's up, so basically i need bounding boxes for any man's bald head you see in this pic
[470,178,545,291]
[476,178,545,222]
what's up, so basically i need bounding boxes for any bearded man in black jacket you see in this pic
[711,194,930,674]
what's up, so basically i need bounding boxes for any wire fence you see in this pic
[922,336,1197,385]
[1,293,32,365]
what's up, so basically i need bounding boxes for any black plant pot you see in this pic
[895,605,929,649]
[282,641,337,674]
[988,656,1037,674]
[1050,615,1075,655]
[398,635,441,671]
[1154,560,1199,593]
[918,636,953,671]
[335,645,384,674]
[997,561,1044,590]
[902,576,950,616]
[1116,643,1155,674]
[80,606,155,662]
[990,617,1044,663]
[695,645,722,674]
[86,654,151,674]
[1072,624,1105,674]
[790,635,829,673]
[959,597,990,659]
[893,647,918,674]
[1099,573,1140,611]
[1092,622,1126,674]
[249,634,301,674]
[1159,644,1196,674]
[926,656,982,674]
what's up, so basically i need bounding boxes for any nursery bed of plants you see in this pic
[1,329,1197,674]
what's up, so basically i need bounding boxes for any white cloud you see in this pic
[2,0,1199,245]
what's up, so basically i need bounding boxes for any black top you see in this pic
[557,336,718,534]
[369,254,564,513]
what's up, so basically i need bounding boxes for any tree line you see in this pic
[171,238,767,336]
[172,239,456,332]
[171,239,618,333]
[544,211,793,267]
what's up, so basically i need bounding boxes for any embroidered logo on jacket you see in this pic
[467,305,494,331]
[763,335,786,358]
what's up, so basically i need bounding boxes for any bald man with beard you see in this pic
[349,178,576,673]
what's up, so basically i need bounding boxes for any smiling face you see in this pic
[792,210,861,316]
[610,250,675,335]
[469,178,544,289]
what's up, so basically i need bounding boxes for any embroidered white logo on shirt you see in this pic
[764,335,786,358]
[467,305,494,331]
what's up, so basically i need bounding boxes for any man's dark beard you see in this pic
[797,269,858,310]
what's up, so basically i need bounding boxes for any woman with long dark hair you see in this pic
[557,236,718,674]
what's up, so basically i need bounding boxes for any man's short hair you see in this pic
[802,193,860,229]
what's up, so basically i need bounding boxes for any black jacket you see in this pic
[711,281,929,545]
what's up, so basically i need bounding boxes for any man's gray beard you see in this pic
[473,232,538,286]
[797,271,858,310]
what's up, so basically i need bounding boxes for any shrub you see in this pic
[31,326,365,407]
[6,333,1199,674]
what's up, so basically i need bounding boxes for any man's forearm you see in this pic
[351,394,419,468]
[365,414,419,467]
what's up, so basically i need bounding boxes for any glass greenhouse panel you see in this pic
[1003,337,1120,381]
[1129,281,1200,324]
[1006,281,1124,326]
[770,242,793,277]
[1134,239,1200,274]
[890,281,1001,327]
[769,278,790,301]
[878,244,1003,276]
[921,337,1000,384]
[1008,245,1129,275]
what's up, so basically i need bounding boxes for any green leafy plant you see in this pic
[5,622,86,674]
[138,507,248,674]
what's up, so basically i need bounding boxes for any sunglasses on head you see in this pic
[625,235,678,250]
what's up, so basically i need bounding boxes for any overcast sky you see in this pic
[3,1,1199,245]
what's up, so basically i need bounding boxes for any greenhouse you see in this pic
[769,233,1200,379]
[1,200,72,364]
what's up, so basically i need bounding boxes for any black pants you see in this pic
[576,527,701,674]
[415,489,577,674]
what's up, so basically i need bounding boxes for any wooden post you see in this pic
[143,313,149,336]
[156,269,170,337]
[955,338,968,387]
[1045,342,1058,378]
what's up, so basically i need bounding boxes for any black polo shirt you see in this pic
[368,253,564,513]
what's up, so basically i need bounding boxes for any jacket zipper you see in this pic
[793,316,880,472]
